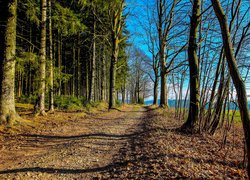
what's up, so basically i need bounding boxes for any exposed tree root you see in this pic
[0,112,22,126]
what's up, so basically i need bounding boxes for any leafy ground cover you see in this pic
[0,105,247,179]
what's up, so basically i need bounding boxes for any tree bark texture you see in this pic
[0,0,19,124]
[101,46,106,101]
[36,0,47,115]
[109,37,118,109]
[182,0,201,130]
[158,0,167,107]
[108,1,124,109]
[89,17,96,101]
[153,74,159,105]
[48,0,54,112]
[211,0,250,176]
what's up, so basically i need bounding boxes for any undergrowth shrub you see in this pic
[17,95,37,104]
[54,96,86,110]
[115,99,122,107]
[17,95,106,111]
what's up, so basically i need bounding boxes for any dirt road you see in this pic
[0,105,247,179]
[0,106,150,179]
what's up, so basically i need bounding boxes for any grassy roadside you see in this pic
[151,105,249,124]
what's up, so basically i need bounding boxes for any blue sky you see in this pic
[124,0,250,101]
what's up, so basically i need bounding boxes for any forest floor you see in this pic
[0,104,247,179]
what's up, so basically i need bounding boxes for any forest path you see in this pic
[0,105,149,179]
[0,105,247,179]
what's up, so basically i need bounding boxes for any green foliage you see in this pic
[53,66,72,88]
[115,99,122,107]
[53,96,103,111]
[17,95,37,104]
[53,2,85,36]
[16,51,38,73]
[54,96,86,110]
[78,0,87,7]
[116,36,129,90]
[23,0,40,25]
[89,101,100,108]
[17,95,98,111]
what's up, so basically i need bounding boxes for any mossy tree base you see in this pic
[0,112,22,126]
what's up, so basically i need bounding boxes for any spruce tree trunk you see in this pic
[89,17,96,101]
[58,33,62,96]
[109,45,118,109]
[48,0,54,112]
[109,29,119,109]
[211,0,250,176]
[182,0,201,131]
[86,57,89,98]
[0,0,20,125]
[108,0,124,109]
[35,0,47,115]
[77,33,81,98]
[17,72,22,98]
[101,46,106,101]
[72,42,76,97]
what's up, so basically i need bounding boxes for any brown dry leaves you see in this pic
[0,105,247,179]
[101,107,247,179]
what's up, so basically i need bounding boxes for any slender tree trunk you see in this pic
[63,49,67,95]
[137,72,140,103]
[86,57,89,98]
[48,0,54,112]
[17,72,22,98]
[178,72,185,119]
[210,76,230,134]
[182,83,190,119]
[159,37,167,106]
[35,0,47,115]
[28,62,32,96]
[28,26,33,96]
[72,41,76,97]
[172,74,178,117]
[89,17,96,101]
[121,85,125,104]
[211,0,250,176]
[108,1,124,109]
[157,0,176,108]
[182,0,201,131]
[0,0,20,125]
[204,49,224,130]
[101,46,106,101]
[77,33,81,98]
[58,33,62,96]
[109,44,118,109]
[126,90,129,104]
[153,74,159,105]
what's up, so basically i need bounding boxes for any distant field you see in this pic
[145,99,250,110]
[144,100,250,124]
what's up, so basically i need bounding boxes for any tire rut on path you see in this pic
[0,106,146,180]
[100,107,167,179]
